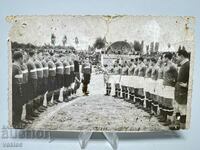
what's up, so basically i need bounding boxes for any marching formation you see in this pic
[12,49,82,129]
[104,47,190,130]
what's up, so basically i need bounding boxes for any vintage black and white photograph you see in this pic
[8,15,194,131]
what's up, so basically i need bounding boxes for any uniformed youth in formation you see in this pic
[11,49,80,129]
[104,47,190,130]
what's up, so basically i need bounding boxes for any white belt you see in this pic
[65,66,70,68]
[30,69,37,72]
[43,67,49,70]
[49,67,56,71]
[57,66,64,69]
[37,68,43,71]
[84,66,90,69]
[15,74,23,78]
[22,70,28,74]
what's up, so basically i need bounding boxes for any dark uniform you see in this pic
[174,59,190,126]
[54,59,64,101]
[26,59,38,120]
[21,63,29,105]
[81,62,92,95]
[55,60,64,89]
[27,60,37,99]
[175,60,189,105]
[47,59,56,104]
[74,59,80,92]
[41,59,49,94]
[34,60,44,111]
[12,63,23,127]
[35,60,44,95]
[63,60,71,101]
[69,61,75,87]
[63,60,71,88]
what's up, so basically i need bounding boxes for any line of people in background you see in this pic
[104,47,190,130]
[12,49,81,129]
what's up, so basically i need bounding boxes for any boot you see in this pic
[159,109,167,122]
[125,89,129,101]
[157,106,164,119]
[150,101,154,115]
[108,87,111,96]
[138,97,144,109]
[113,88,117,97]
[118,89,122,98]
[104,87,109,96]
[180,115,186,129]
[128,91,132,102]
[144,99,149,111]
[154,105,158,117]
[162,107,174,126]
[169,113,181,130]
[135,97,140,107]
[122,89,126,99]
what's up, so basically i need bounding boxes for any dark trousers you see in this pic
[56,74,64,89]
[48,76,56,91]
[64,74,71,88]
[28,78,38,100]
[43,77,48,92]
[82,73,91,94]
[82,82,88,93]
[74,72,80,90]
[12,94,23,126]
[22,82,29,104]
[37,78,43,96]
[26,78,37,118]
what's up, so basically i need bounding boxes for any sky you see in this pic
[7,15,195,52]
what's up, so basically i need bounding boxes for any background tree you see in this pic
[133,40,142,54]
[75,37,79,45]
[93,37,106,49]
[155,42,159,53]
[51,33,56,46]
[62,35,67,46]
[150,42,154,54]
